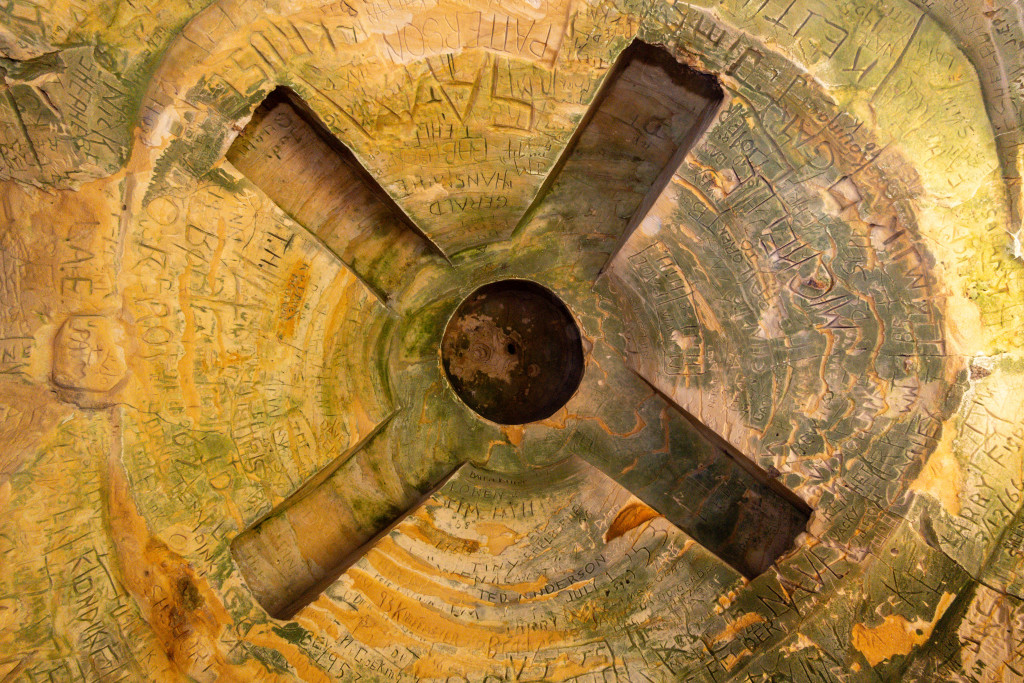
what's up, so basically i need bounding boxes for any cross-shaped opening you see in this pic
[227,41,810,620]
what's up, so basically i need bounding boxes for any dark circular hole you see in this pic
[441,280,584,425]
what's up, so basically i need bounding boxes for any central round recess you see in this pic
[441,280,585,425]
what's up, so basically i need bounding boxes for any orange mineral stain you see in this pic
[604,500,662,542]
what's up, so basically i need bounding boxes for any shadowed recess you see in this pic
[441,280,585,424]
[230,418,460,620]
[634,372,812,578]
[517,40,723,277]
[227,87,448,301]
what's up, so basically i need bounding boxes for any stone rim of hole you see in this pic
[440,279,585,425]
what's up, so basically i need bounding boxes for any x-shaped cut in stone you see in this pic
[227,42,812,619]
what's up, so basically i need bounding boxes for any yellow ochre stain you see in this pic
[708,612,766,646]
[605,500,661,542]
[910,424,962,516]
[474,521,522,555]
[851,592,956,667]
[278,259,311,339]
[177,265,202,426]
[207,216,227,293]
[502,423,525,447]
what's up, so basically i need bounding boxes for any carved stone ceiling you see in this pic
[1,0,1024,680]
